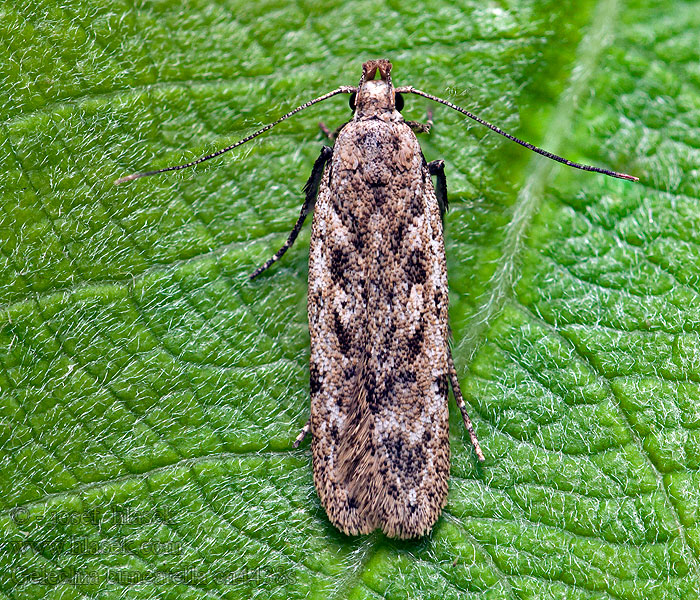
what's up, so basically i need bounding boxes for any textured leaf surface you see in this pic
[1,0,698,598]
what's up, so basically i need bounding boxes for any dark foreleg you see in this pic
[428,159,448,219]
[406,108,434,134]
[249,145,333,279]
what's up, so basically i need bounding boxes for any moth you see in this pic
[116,60,638,538]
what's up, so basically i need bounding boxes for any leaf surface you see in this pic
[1,0,698,598]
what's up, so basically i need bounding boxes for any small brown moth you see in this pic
[116,60,637,538]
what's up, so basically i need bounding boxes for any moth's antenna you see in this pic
[115,86,357,185]
[397,86,639,182]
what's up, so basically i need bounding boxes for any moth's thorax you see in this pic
[354,79,402,123]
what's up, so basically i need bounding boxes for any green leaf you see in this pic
[1,0,698,598]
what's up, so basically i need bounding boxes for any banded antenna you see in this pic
[395,86,638,182]
[114,86,356,185]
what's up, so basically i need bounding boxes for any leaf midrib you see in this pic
[455,0,628,362]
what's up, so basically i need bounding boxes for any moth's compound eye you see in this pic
[349,92,357,111]
[395,92,404,112]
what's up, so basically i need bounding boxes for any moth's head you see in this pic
[351,59,404,120]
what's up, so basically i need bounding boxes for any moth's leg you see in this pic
[447,350,485,462]
[405,120,431,134]
[249,145,333,279]
[318,121,348,142]
[428,159,448,219]
[292,419,310,448]
[406,108,434,134]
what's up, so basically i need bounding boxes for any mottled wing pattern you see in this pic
[308,119,450,539]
